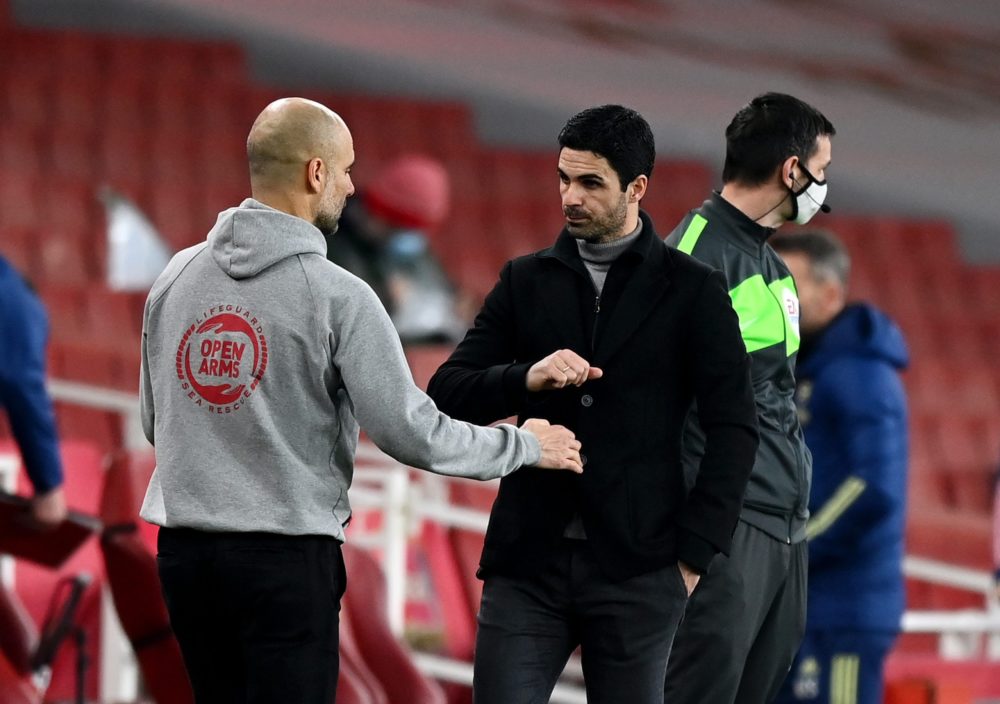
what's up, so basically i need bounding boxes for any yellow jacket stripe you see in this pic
[806,477,867,540]
[831,654,859,704]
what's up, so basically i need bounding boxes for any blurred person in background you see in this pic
[771,230,909,704]
[140,97,582,704]
[428,105,759,704]
[664,92,833,704]
[0,257,66,528]
[326,154,467,344]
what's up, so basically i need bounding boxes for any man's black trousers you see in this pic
[156,527,346,704]
[665,520,808,704]
[474,537,689,704]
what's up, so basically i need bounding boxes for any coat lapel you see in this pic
[536,234,593,354]
[593,215,672,365]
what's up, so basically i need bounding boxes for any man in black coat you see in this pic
[427,105,759,704]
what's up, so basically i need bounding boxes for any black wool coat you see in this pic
[427,211,759,581]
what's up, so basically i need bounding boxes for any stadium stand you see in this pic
[1,5,998,700]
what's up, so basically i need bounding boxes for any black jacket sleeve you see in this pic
[675,269,759,572]
[428,261,532,425]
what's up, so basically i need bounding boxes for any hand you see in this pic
[526,349,603,392]
[677,561,701,597]
[521,418,583,474]
[31,486,67,530]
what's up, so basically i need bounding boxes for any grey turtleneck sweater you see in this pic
[575,221,643,295]
[564,220,642,539]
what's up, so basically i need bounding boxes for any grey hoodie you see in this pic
[139,199,540,539]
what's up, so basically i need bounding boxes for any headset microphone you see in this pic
[820,203,831,213]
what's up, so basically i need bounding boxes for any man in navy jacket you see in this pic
[0,257,65,527]
[771,230,909,704]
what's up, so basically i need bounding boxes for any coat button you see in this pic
[581,394,594,407]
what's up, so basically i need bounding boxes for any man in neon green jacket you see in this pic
[664,92,835,704]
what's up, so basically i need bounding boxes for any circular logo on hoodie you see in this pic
[175,305,268,414]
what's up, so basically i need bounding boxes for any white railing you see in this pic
[902,556,1000,659]
[42,380,143,701]
[27,380,1000,702]
[47,379,146,450]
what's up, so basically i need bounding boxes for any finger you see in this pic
[588,367,604,380]
[551,357,575,382]
[563,457,584,474]
[560,349,592,368]
[570,439,582,451]
[557,361,581,385]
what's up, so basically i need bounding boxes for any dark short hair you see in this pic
[558,105,655,191]
[722,93,835,186]
[770,230,850,287]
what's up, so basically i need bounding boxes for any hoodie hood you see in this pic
[799,302,909,375]
[209,198,327,280]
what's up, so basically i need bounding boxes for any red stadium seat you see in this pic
[46,127,98,183]
[968,267,1000,318]
[0,123,42,177]
[0,227,40,283]
[37,226,94,287]
[908,413,951,507]
[342,544,447,704]
[200,42,247,85]
[50,180,100,234]
[337,653,378,704]
[404,346,453,391]
[99,451,194,704]
[0,170,40,228]
[0,587,37,676]
[0,652,38,704]
[339,615,389,704]
[52,74,101,135]
[37,285,90,343]
[417,521,477,661]
[49,343,118,389]
[84,288,145,347]
[906,361,1000,418]
[147,185,205,251]
[0,70,49,129]
[54,404,122,453]
[906,505,991,571]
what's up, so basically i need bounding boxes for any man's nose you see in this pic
[561,183,583,206]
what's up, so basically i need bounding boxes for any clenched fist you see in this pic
[520,418,584,473]
[526,349,603,392]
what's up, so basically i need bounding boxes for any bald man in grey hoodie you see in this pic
[140,98,582,704]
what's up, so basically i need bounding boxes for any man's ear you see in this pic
[629,174,648,203]
[782,156,799,189]
[823,278,848,315]
[306,157,324,194]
